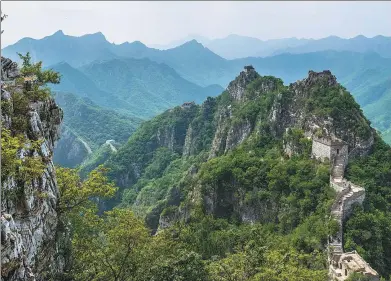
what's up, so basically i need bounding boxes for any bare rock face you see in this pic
[271,70,374,156]
[1,57,66,281]
[226,65,259,102]
[224,118,252,153]
[198,69,374,222]
[1,57,20,81]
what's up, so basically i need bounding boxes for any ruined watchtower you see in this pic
[311,137,348,164]
[312,137,348,180]
[244,65,254,73]
[330,251,379,281]
[181,101,195,109]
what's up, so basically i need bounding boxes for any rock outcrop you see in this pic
[226,65,259,102]
[106,67,378,239]
[1,57,67,281]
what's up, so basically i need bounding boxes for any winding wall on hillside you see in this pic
[326,148,378,280]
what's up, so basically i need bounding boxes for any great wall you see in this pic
[311,138,379,281]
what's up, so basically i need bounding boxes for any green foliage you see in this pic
[231,76,281,127]
[55,64,391,279]
[143,147,180,180]
[344,137,391,276]
[106,104,198,188]
[197,144,332,231]
[345,272,374,281]
[56,165,116,214]
[173,216,328,281]
[284,128,312,157]
[77,141,117,178]
[71,208,149,281]
[18,52,60,101]
[1,128,45,184]
[58,165,206,280]
[305,82,371,140]
[53,92,141,163]
[49,58,223,119]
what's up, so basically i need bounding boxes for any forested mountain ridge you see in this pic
[91,66,391,278]
[47,58,223,167]
[52,92,142,168]
[2,53,390,280]
[4,31,390,145]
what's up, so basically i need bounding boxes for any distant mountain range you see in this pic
[49,59,223,118]
[3,30,390,166]
[150,34,391,59]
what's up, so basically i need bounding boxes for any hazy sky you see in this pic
[1,1,391,47]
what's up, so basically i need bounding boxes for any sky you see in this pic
[1,1,391,47]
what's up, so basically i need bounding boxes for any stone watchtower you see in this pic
[244,65,255,73]
[311,137,348,180]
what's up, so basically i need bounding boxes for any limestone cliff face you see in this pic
[1,57,66,281]
[273,70,374,155]
[104,66,375,231]
[226,66,259,102]
[185,69,374,223]
[208,67,259,158]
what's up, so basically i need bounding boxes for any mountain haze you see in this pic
[150,34,391,59]
[4,31,390,144]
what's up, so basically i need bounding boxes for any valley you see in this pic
[1,4,391,280]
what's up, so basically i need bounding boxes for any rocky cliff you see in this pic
[98,66,376,232]
[1,57,66,281]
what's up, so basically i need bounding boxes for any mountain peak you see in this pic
[227,65,260,101]
[81,31,107,41]
[180,39,204,48]
[352,35,367,40]
[53,30,65,36]
[129,40,147,47]
[305,70,337,87]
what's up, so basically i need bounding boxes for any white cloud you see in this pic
[1,1,390,47]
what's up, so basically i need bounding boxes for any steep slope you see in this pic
[1,57,67,280]
[103,67,373,217]
[146,40,234,87]
[79,58,223,118]
[74,66,391,278]
[360,78,391,132]
[5,32,390,143]
[110,39,233,87]
[52,92,142,167]
[48,62,139,116]
[3,31,233,87]
[78,140,121,179]
[234,52,391,142]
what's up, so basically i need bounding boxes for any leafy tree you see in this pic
[71,208,149,281]
[1,128,45,184]
[17,52,60,101]
[56,165,116,214]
